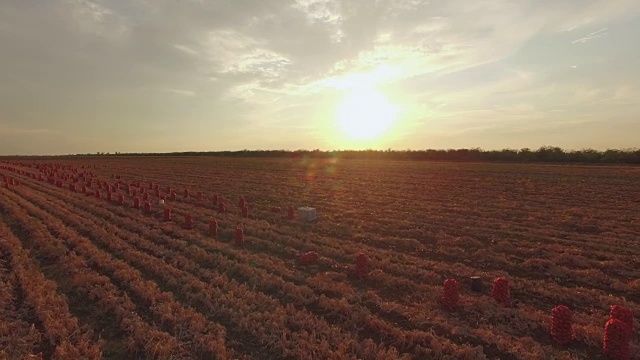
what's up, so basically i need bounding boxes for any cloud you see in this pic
[162,88,196,96]
[173,44,199,56]
[223,49,292,78]
[197,30,292,79]
[293,0,341,25]
[292,0,344,42]
[0,0,639,154]
[185,29,294,101]
[572,27,608,43]
[67,0,130,40]
[560,17,594,32]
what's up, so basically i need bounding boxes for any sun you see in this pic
[335,87,398,140]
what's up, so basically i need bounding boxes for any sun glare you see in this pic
[335,88,398,140]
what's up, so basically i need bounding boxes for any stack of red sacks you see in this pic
[298,251,318,266]
[550,305,573,344]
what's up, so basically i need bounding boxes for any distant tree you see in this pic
[60,147,640,164]
[535,146,565,162]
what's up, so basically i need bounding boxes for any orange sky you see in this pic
[1,0,639,155]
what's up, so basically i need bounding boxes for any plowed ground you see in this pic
[0,157,638,359]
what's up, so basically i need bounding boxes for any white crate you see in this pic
[298,207,317,222]
[158,199,165,205]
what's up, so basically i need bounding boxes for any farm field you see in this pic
[0,156,638,360]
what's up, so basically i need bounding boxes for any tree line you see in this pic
[69,146,640,164]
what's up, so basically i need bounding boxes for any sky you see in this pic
[1,0,639,155]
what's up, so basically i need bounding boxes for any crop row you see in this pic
[2,159,638,359]
[0,219,102,359]
[0,192,201,359]
[6,179,424,359]
[10,166,608,358]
